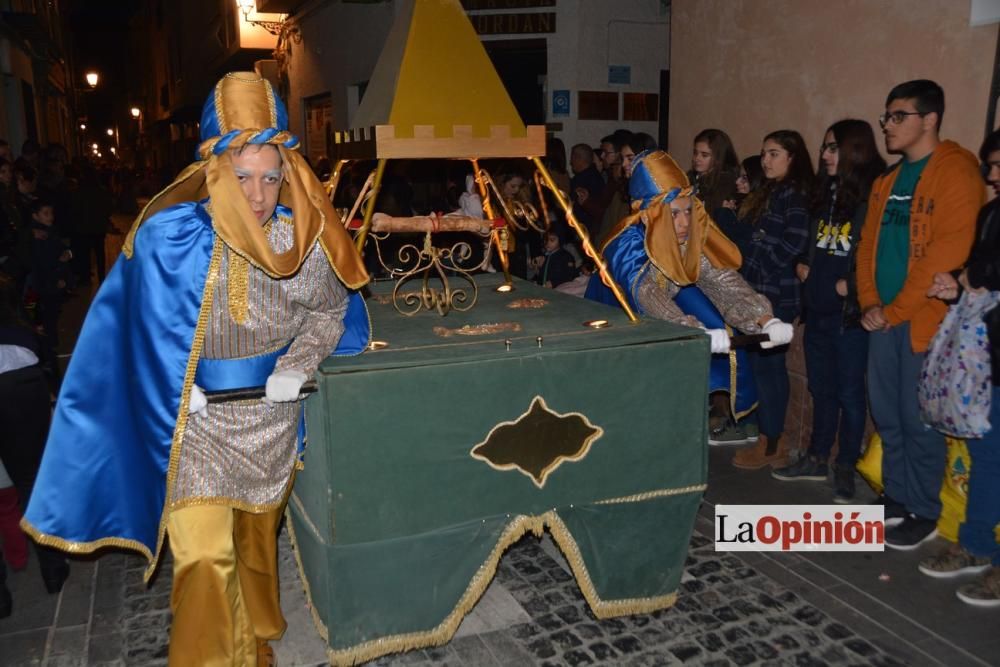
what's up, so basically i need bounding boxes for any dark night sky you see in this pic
[67,1,143,128]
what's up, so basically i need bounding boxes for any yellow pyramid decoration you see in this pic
[333,0,545,160]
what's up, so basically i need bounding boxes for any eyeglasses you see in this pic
[878,111,926,128]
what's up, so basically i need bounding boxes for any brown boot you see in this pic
[257,640,276,667]
[732,435,789,470]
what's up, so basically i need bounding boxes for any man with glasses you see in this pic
[856,79,983,549]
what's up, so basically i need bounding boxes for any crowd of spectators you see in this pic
[334,78,997,607]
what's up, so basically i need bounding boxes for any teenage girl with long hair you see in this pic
[689,129,742,219]
[733,130,815,469]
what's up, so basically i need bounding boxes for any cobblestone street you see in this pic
[2,502,990,666]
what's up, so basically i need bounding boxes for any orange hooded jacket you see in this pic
[856,140,984,353]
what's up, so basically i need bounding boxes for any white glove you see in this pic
[264,370,309,404]
[760,318,794,349]
[704,329,731,354]
[188,384,208,418]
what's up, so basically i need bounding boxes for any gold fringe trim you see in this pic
[214,80,228,134]
[733,401,758,421]
[594,484,707,505]
[265,77,278,128]
[225,211,273,327]
[18,519,153,561]
[287,502,687,666]
[227,247,250,324]
[285,502,332,648]
[726,322,758,421]
[167,492,288,515]
[545,512,678,619]
[145,239,224,581]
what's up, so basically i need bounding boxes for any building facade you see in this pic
[130,0,284,173]
[274,0,670,163]
[0,0,75,155]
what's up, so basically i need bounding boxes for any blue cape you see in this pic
[585,224,757,416]
[23,202,369,572]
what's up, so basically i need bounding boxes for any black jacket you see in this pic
[965,199,1000,384]
[801,187,868,328]
[535,248,578,288]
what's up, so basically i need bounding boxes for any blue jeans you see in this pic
[804,316,868,467]
[960,387,1000,565]
[867,323,945,520]
[749,346,790,440]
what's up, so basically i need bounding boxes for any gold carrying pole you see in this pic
[325,159,347,198]
[354,158,388,253]
[471,158,512,285]
[531,157,638,322]
[532,170,552,232]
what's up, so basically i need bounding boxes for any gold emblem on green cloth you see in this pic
[506,298,549,309]
[470,396,603,488]
[432,322,522,337]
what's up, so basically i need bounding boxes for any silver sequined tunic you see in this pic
[635,254,772,332]
[171,218,348,511]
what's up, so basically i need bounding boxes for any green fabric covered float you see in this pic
[287,273,709,665]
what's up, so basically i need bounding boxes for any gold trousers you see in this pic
[166,503,287,667]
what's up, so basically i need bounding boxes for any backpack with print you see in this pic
[918,290,1000,438]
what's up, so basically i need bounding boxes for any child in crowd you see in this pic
[532,227,578,288]
[28,199,70,383]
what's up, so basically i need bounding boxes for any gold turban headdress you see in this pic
[123,72,368,289]
[603,150,741,286]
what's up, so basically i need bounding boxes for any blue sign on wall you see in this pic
[552,89,570,117]
[608,65,631,85]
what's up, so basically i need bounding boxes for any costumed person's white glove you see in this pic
[760,318,794,349]
[704,329,731,354]
[188,384,208,418]
[264,370,309,404]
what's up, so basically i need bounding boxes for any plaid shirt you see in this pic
[739,184,810,321]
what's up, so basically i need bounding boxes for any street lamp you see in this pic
[106,128,114,137]
[235,0,286,36]
[130,107,141,119]
[91,143,99,150]
[85,71,99,88]
[79,123,86,131]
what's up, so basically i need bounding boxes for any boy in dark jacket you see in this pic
[532,227,578,288]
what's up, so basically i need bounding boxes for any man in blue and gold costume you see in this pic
[22,73,370,666]
[586,150,794,438]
